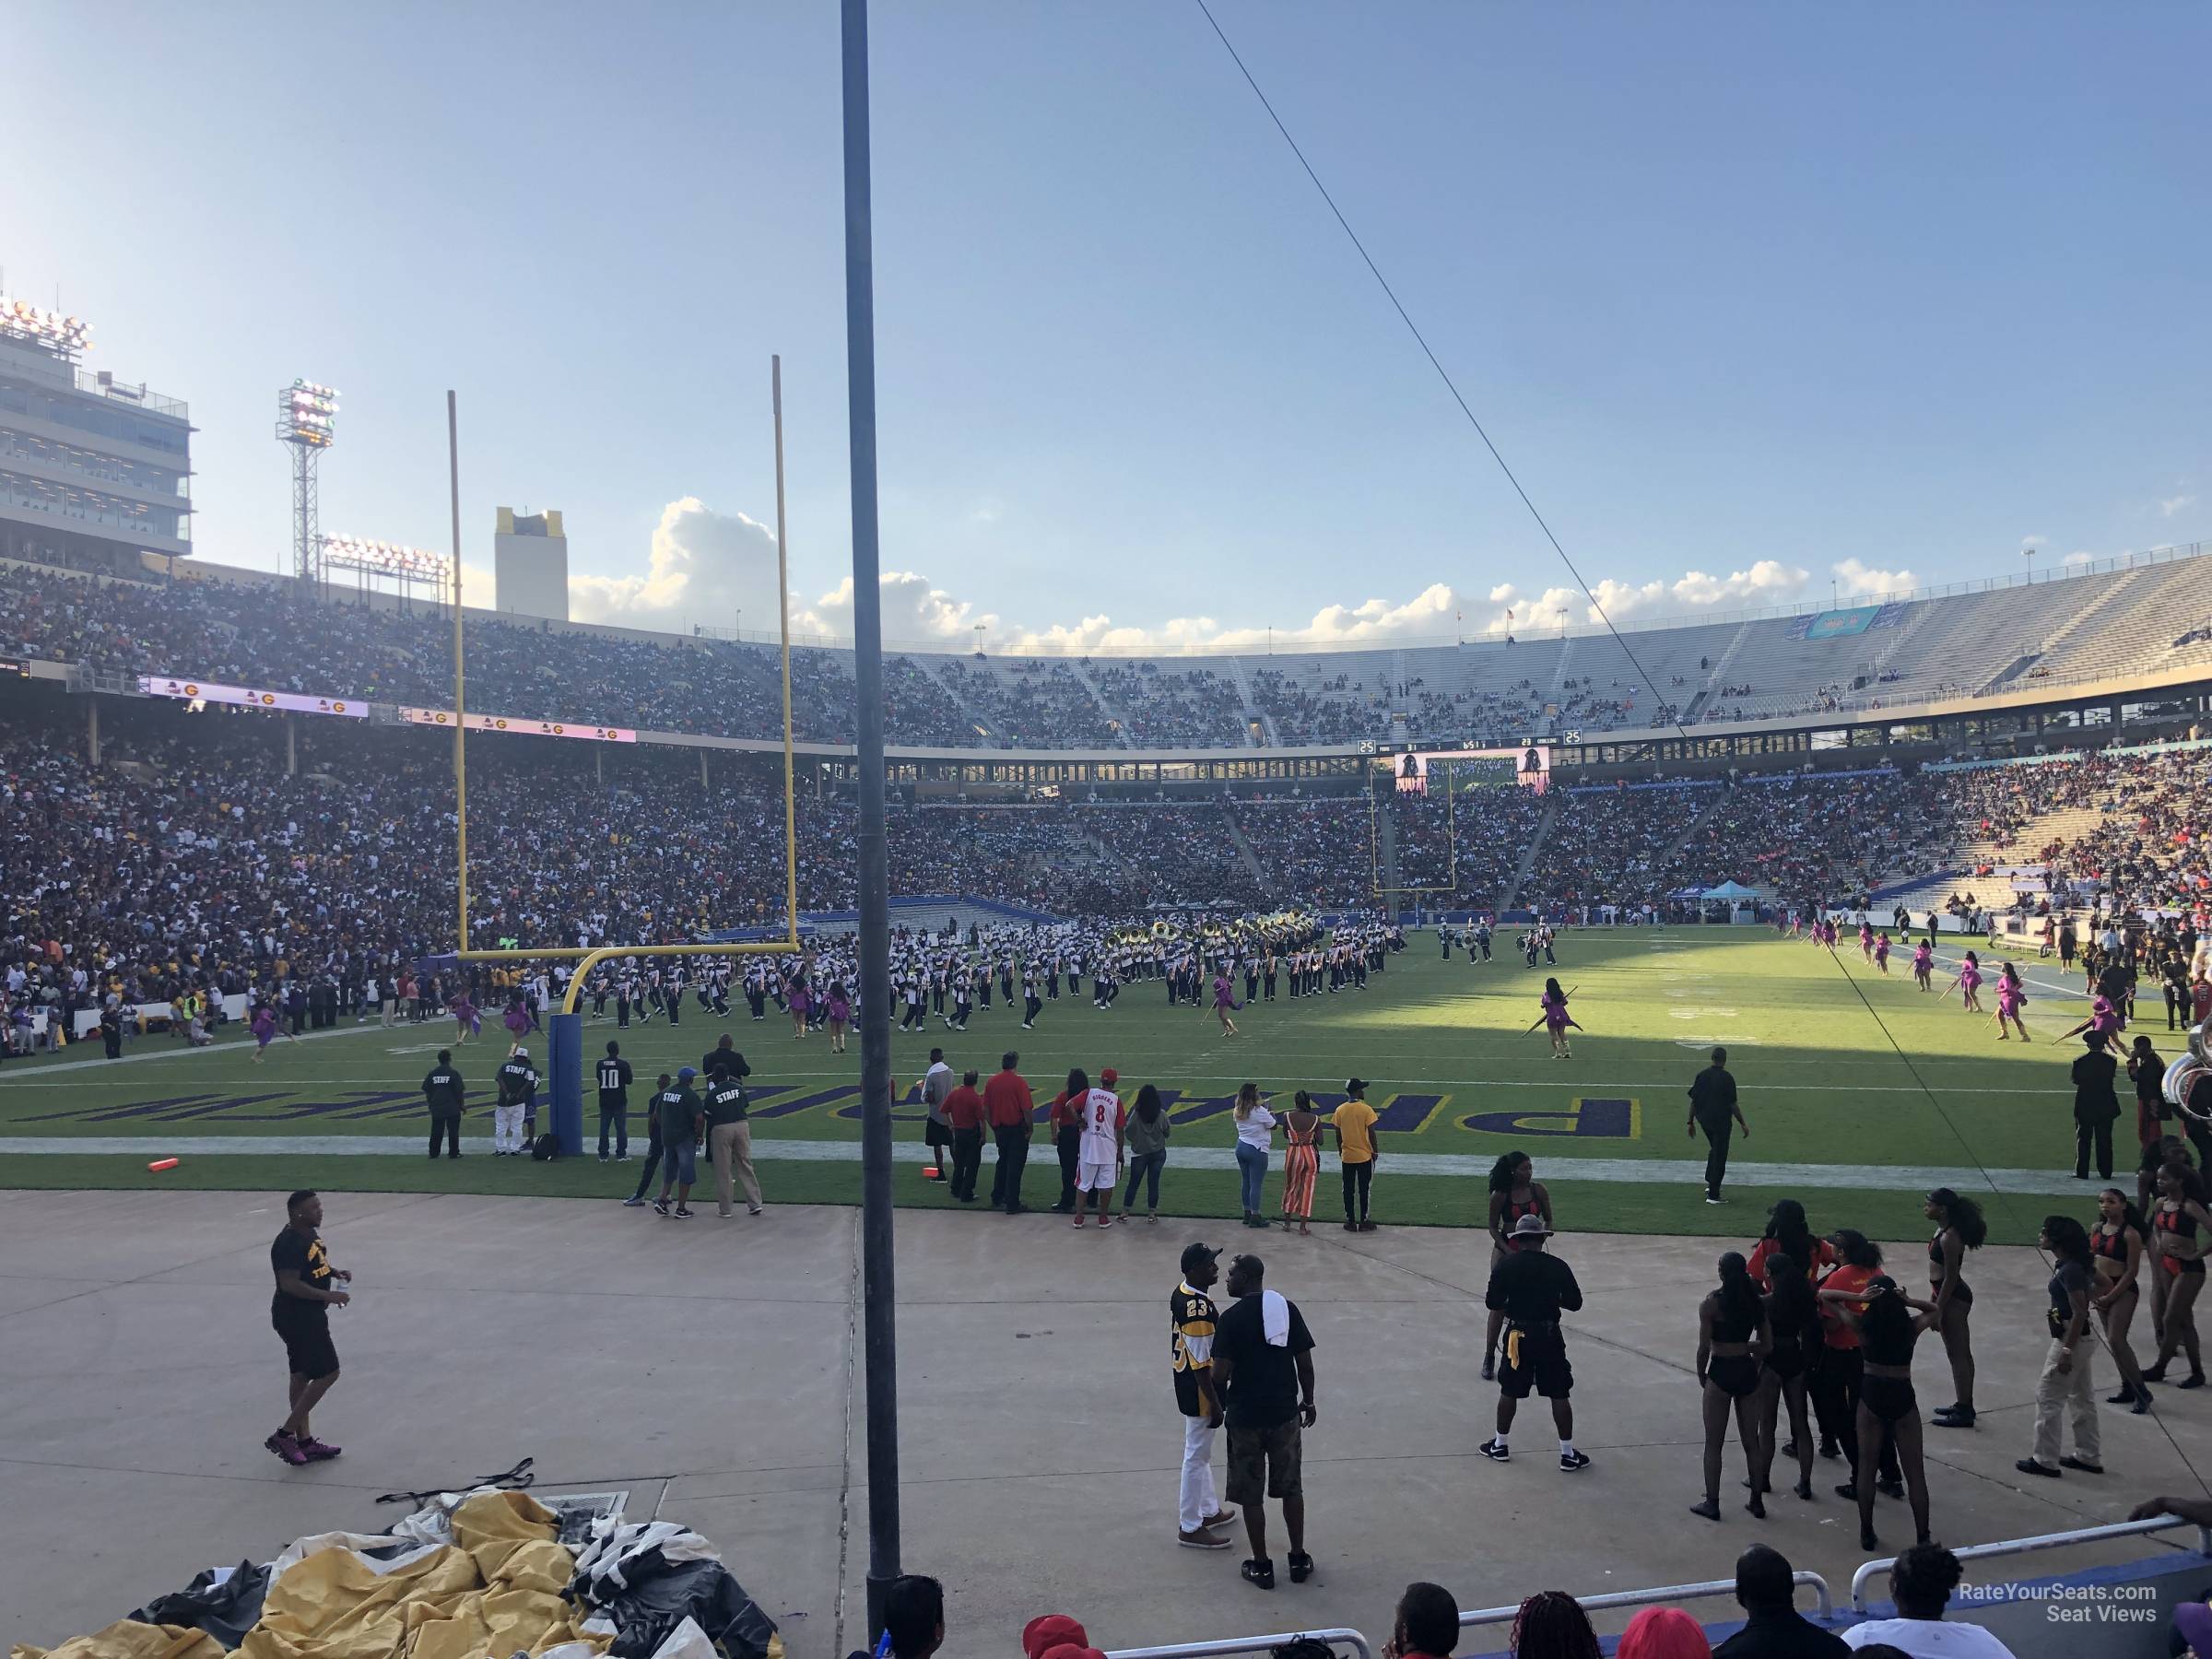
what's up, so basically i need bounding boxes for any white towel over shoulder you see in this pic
[1261,1288,1290,1347]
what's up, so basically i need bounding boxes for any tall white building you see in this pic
[493,506,569,620]
[0,298,193,572]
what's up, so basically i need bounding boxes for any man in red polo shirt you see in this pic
[943,1068,988,1203]
[983,1052,1035,1215]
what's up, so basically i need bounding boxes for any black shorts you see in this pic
[1707,1356,1760,1399]
[924,1120,950,1149]
[1500,1323,1572,1400]
[273,1310,338,1381]
[1861,1375,1916,1425]
[1763,1344,1808,1383]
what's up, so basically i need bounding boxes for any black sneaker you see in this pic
[1241,1558,1275,1590]
[1559,1450,1591,1473]
[1287,1550,1313,1584]
[652,1198,671,1216]
[1480,1356,1496,1382]
[1478,1438,1510,1463]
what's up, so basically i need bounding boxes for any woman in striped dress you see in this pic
[1280,1091,1321,1235]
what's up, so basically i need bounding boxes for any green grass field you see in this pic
[0,930,2130,1243]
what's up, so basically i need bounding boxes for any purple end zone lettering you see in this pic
[1458,1098,1635,1139]
[753,1085,854,1120]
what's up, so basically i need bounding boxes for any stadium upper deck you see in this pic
[1,541,2206,763]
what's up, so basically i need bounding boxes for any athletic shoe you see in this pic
[1178,1527,1233,1550]
[1477,1438,1509,1462]
[2014,1458,2061,1478]
[672,1206,694,1219]
[652,1198,671,1216]
[748,1206,762,1217]
[622,1196,647,1207]
[297,1437,342,1461]
[265,1430,310,1466]
[1241,1559,1276,1590]
[1072,1217,1085,1228]
[1704,1195,1724,1206]
[1559,1450,1592,1472]
[2135,1388,2154,1416]
[1287,1550,1313,1583]
[598,1153,610,1163]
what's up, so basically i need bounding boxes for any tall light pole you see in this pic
[276,381,339,592]
[2023,545,2037,583]
[840,0,900,1642]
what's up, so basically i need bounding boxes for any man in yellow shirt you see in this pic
[1332,1078,1382,1231]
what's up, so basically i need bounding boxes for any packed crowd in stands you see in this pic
[1524,784,1709,909]
[2031,750,2212,912]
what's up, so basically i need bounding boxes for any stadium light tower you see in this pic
[276,380,339,591]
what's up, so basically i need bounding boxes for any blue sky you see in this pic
[5,3,2206,652]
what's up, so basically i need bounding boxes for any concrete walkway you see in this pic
[3,1193,2204,1658]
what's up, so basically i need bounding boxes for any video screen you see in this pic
[1382,746,1550,795]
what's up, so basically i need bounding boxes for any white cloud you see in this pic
[2062,550,2094,568]
[569,497,783,632]
[2161,494,2197,518]
[2020,535,2048,548]
[1831,558,1916,598]
[803,571,998,645]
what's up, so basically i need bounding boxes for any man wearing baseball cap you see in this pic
[1332,1079,1382,1230]
[1480,1212,1588,1471]
[652,1067,703,1218]
[1171,1241,1239,1549]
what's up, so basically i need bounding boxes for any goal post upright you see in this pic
[441,369,806,1154]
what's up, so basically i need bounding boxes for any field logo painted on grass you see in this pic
[1459,1097,1640,1140]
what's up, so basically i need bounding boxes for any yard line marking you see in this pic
[0,1134,2095,1195]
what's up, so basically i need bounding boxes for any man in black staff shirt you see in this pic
[597,1040,635,1161]
[1480,1213,1589,1471]
[1208,1253,1317,1591]
[1687,1046,1749,1206]
[2072,1030,2120,1182]
[705,1063,763,1218]
[267,1190,349,1466]
[422,1050,465,1159]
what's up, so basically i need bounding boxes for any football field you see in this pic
[0,929,2132,1244]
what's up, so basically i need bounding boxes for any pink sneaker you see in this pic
[298,1436,343,1461]
[265,1430,310,1466]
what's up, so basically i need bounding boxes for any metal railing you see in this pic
[1460,1571,1833,1632]
[1851,1514,2212,1612]
[1105,1629,1372,1659]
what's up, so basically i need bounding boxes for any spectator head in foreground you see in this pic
[1732,1543,1796,1613]
[1888,1543,1964,1619]
[1510,1591,1600,1659]
[2173,1603,2212,1659]
[1385,1581,1459,1659]
[1617,1606,1711,1659]
[1022,1615,1088,1659]
[869,1573,944,1659]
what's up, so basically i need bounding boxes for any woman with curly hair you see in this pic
[1507,1591,1599,1659]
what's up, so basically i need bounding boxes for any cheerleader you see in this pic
[1206,971,1242,1038]
[2093,1188,2154,1415]
[1911,940,1935,992]
[788,976,811,1039]
[2055,992,2122,1046]
[1924,1189,1987,1429]
[450,989,482,1044]
[1874,933,1891,975]
[1994,963,2030,1041]
[1536,978,1580,1058]
[1859,921,1876,961]
[1949,952,1984,1013]
[826,982,851,1053]
[2144,1162,2212,1389]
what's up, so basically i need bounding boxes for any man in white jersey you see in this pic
[1072,1065,1125,1229]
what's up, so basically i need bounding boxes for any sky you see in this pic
[5,3,2206,654]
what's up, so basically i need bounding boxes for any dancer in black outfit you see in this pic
[1691,1252,1771,1521]
[1750,1252,1819,1503]
[1823,1274,1936,1552]
[1925,1189,1988,1430]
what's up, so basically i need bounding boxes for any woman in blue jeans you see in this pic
[1231,1082,1277,1229]
[1118,1083,1172,1222]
